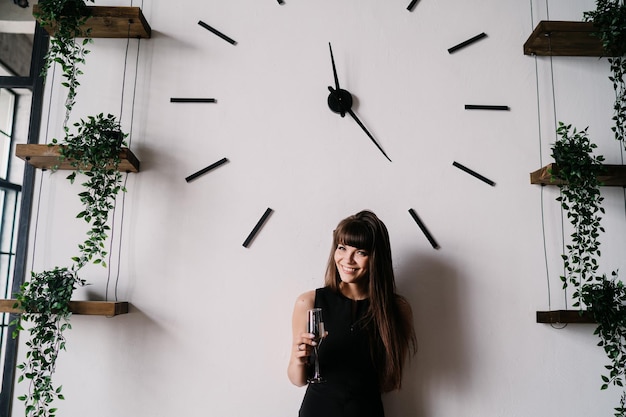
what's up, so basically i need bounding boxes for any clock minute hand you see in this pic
[327,43,352,118]
[329,42,341,92]
[346,109,392,162]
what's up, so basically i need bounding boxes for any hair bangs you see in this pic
[335,220,373,251]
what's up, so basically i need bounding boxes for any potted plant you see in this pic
[53,112,127,268]
[11,267,85,417]
[581,272,626,416]
[34,0,95,127]
[551,122,606,306]
[584,0,626,147]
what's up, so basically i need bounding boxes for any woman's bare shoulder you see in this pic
[294,289,316,309]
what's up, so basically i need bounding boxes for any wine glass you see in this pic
[307,308,326,383]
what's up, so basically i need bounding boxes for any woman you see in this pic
[288,210,417,417]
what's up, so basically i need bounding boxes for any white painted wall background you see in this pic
[10,0,626,416]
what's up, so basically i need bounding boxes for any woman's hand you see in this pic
[293,332,318,364]
[288,290,316,387]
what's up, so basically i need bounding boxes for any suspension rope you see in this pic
[532,0,568,328]
[105,4,143,301]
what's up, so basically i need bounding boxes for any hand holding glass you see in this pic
[307,308,326,383]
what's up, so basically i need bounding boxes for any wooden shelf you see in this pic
[33,5,151,39]
[537,310,596,324]
[0,299,129,316]
[530,163,626,186]
[524,21,605,57]
[16,144,140,173]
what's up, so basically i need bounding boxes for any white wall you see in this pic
[11,0,626,416]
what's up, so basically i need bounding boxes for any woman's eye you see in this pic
[357,251,368,257]
[337,245,345,251]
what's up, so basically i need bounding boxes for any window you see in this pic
[0,86,22,397]
[0,18,47,415]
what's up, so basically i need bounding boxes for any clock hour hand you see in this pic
[346,109,392,162]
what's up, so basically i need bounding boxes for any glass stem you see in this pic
[313,346,320,378]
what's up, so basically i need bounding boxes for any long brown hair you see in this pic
[324,210,417,391]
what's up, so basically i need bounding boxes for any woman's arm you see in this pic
[287,290,316,387]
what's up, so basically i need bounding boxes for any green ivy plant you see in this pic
[35,0,95,128]
[552,123,626,416]
[551,122,606,306]
[581,272,626,417]
[11,4,125,417]
[12,114,127,417]
[584,0,626,147]
[11,267,86,417]
[52,113,127,268]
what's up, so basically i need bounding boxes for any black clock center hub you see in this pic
[327,87,353,115]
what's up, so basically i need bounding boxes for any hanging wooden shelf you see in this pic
[15,144,140,173]
[33,5,151,39]
[530,163,626,186]
[537,310,596,324]
[524,21,605,57]
[0,299,129,316]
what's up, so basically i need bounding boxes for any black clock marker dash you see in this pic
[408,209,439,249]
[453,161,496,186]
[465,104,510,111]
[170,98,216,103]
[198,20,237,45]
[407,0,420,11]
[243,208,274,248]
[448,32,487,54]
[185,158,229,183]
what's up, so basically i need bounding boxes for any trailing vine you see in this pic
[581,272,626,417]
[11,268,85,417]
[53,113,127,268]
[584,0,626,147]
[575,3,626,414]
[552,122,626,416]
[12,114,126,417]
[551,122,606,306]
[35,0,94,128]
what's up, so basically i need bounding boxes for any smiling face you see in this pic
[334,243,369,285]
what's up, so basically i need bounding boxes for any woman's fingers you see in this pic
[300,332,317,345]
[294,332,318,358]
[295,343,310,364]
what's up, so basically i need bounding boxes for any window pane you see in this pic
[0,89,14,136]
[0,89,15,180]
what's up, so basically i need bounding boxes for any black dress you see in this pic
[298,287,384,417]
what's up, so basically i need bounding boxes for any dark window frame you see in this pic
[0,23,48,416]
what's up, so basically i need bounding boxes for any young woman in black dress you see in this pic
[288,210,417,417]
